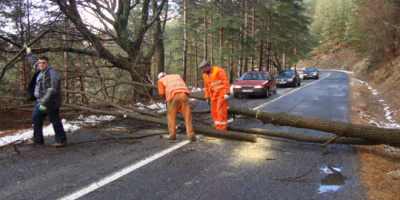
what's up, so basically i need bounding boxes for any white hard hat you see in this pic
[198,61,210,69]
[158,72,166,79]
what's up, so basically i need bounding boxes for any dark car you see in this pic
[233,71,277,98]
[303,68,319,79]
[276,69,300,87]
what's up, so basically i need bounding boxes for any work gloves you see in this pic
[24,45,31,54]
[206,95,229,105]
[224,94,230,100]
[37,104,46,111]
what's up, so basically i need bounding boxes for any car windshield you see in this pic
[277,70,294,77]
[305,68,316,72]
[240,73,267,80]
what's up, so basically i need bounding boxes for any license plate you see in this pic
[242,89,253,92]
[279,81,286,84]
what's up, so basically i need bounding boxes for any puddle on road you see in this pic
[318,166,348,194]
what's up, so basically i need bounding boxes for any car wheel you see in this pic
[265,88,270,98]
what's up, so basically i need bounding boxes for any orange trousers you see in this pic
[167,93,195,139]
[210,96,228,130]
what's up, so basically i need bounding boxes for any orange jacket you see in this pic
[158,74,190,102]
[203,66,230,100]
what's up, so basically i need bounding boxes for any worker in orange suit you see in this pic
[198,61,230,130]
[157,72,196,141]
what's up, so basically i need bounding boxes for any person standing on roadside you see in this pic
[157,72,196,141]
[25,45,68,147]
[198,61,230,130]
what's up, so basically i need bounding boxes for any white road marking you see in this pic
[58,137,199,200]
[253,73,331,110]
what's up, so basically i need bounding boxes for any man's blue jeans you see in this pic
[32,105,67,144]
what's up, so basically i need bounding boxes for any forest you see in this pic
[0,0,399,110]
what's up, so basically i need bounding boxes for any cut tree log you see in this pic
[228,125,377,146]
[228,106,400,146]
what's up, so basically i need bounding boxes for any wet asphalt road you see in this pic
[0,70,365,200]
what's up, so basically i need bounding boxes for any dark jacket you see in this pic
[26,53,63,111]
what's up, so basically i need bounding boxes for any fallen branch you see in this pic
[274,169,312,182]
[0,29,51,82]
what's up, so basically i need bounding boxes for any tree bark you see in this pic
[228,106,400,146]
[203,1,208,61]
[228,126,377,146]
[183,0,188,81]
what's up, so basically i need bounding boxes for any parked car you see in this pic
[303,68,319,79]
[233,71,277,98]
[276,69,300,87]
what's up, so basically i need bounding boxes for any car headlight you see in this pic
[254,85,263,89]
[234,85,242,89]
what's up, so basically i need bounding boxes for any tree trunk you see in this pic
[228,106,400,146]
[64,17,70,104]
[203,1,208,61]
[229,36,234,83]
[195,22,199,87]
[153,0,165,77]
[219,7,224,65]
[251,6,255,71]
[243,0,248,74]
[228,126,376,146]
[210,6,214,65]
[183,0,188,81]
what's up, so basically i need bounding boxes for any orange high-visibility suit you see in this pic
[158,74,195,139]
[203,66,230,130]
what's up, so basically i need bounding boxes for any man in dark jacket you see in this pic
[25,45,67,147]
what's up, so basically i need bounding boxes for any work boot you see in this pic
[168,137,176,140]
[26,141,43,146]
[51,142,67,147]
[189,136,197,142]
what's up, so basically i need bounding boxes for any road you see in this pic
[0,70,364,200]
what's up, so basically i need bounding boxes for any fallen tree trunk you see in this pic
[228,126,378,146]
[64,104,257,142]
[228,106,400,146]
[61,78,400,146]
